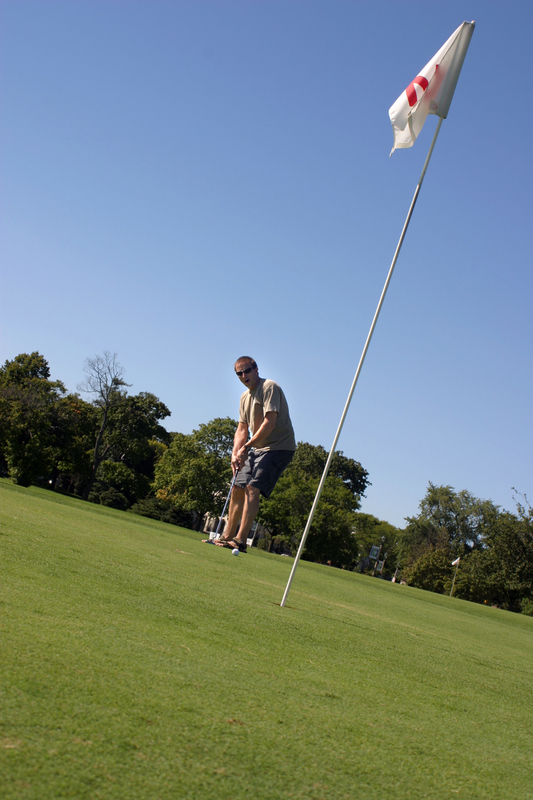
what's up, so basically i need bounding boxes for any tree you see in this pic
[351,513,402,575]
[0,353,66,485]
[191,417,236,460]
[87,392,171,507]
[399,485,533,613]
[51,393,98,493]
[403,549,454,594]
[455,496,533,612]
[152,418,237,523]
[257,442,370,567]
[397,483,500,569]
[77,352,129,499]
[289,442,370,498]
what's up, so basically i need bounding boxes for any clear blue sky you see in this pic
[2,1,531,528]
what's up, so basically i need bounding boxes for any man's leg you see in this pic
[234,485,261,544]
[221,484,245,541]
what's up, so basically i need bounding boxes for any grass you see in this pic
[1,478,532,800]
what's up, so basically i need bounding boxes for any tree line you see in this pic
[1,352,531,614]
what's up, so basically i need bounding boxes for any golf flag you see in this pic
[452,557,461,566]
[389,21,475,155]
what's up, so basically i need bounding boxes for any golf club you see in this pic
[208,468,239,541]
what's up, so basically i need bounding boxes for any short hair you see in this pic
[234,356,257,371]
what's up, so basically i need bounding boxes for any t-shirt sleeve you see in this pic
[261,381,281,414]
[239,394,248,424]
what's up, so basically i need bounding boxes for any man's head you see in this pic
[234,356,259,390]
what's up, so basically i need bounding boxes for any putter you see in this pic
[208,468,239,541]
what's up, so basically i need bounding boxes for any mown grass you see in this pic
[1,478,532,800]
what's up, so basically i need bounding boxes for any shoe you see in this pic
[217,537,247,553]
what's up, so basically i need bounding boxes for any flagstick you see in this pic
[450,560,459,597]
[280,118,444,608]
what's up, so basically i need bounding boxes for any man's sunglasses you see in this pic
[235,367,254,377]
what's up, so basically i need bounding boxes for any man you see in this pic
[213,356,296,552]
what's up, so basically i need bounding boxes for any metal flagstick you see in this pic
[450,557,461,597]
[280,118,444,608]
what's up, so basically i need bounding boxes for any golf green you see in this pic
[1,480,532,799]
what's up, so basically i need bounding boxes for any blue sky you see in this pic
[2,0,531,528]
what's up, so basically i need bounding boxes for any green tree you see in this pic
[397,483,500,569]
[258,442,370,567]
[89,392,171,507]
[0,353,66,485]
[399,485,533,613]
[52,394,98,493]
[152,418,237,522]
[351,513,401,574]
[403,548,454,594]
[77,352,129,499]
[290,442,370,498]
[455,497,533,612]
[191,417,236,460]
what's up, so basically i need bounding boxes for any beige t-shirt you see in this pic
[239,378,296,452]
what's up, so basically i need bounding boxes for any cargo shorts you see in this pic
[234,449,294,498]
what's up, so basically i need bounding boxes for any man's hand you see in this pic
[231,448,247,472]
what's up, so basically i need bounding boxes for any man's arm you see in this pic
[234,411,277,468]
[232,422,249,471]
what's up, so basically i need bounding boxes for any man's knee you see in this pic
[245,485,261,500]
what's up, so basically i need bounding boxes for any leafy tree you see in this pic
[152,418,237,522]
[258,442,370,567]
[351,513,401,574]
[403,549,454,594]
[191,417,236,460]
[77,352,129,498]
[290,442,370,498]
[456,497,533,612]
[0,351,170,508]
[0,353,66,485]
[51,394,98,493]
[397,483,500,569]
[400,486,533,613]
[88,392,171,506]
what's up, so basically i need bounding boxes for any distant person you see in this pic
[209,356,296,552]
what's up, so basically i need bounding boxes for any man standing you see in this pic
[214,356,296,552]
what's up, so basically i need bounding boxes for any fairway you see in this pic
[1,480,532,800]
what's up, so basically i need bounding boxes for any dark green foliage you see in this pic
[351,512,401,574]
[399,483,499,565]
[77,353,171,502]
[290,441,370,497]
[153,418,237,518]
[399,485,533,613]
[403,548,454,594]
[258,442,370,568]
[96,486,130,510]
[130,497,195,528]
[0,353,67,486]
[0,352,170,510]
[191,416,236,459]
[455,499,533,612]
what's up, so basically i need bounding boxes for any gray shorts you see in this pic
[235,449,294,498]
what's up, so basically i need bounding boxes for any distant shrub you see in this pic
[99,487,129,511]
[521,598,533,617]
[130,497,194,529]
[256,532,272,552]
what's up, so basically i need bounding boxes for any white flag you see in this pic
[452,557,461,566]
[389,21,475,155]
